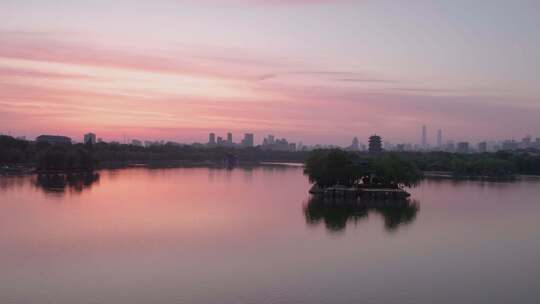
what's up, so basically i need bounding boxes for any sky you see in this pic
[1,0,539,145]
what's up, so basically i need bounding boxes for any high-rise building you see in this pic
[84,133,96,145]
[478,141,487,153]
[422,125,427,149]
[457,142,470,154]
[288,143,296,152]
[445,140,456,153]
[242,133,254,147]
[208,133,216,145]
[368,135,383,153]
[437,129,442,148]
[227,132,233,144]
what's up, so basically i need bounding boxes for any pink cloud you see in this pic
[1,31,539,145]
[0,33,265,82]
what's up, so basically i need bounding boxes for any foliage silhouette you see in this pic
[304,150,423,188]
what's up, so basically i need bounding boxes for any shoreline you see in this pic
[3,164,540,181]
[0,160,305,175]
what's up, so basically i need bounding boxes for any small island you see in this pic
[304,149,423,199]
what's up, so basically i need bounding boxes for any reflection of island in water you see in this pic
[304,196,419,233]
[34,172,100,195]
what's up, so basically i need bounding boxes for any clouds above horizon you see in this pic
[1,1,539,144]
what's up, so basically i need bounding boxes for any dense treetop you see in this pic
[303,149,423,188]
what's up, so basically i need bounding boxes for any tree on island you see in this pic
[303,149,363,188]
[369,154,423,188]
[304,149,423,189]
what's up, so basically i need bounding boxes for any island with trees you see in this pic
[303,149,424,199]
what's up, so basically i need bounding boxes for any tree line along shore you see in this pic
[1,135,540,178]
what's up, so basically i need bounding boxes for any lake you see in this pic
[1,166,539,304]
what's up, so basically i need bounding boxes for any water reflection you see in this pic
[304,196,419,233]
[0,175,28,191]
[33,172,100,195]
[425,176,520,189]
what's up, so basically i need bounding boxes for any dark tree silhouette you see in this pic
[304,150,423,188]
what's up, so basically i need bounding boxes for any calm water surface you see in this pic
[1,166,539,304]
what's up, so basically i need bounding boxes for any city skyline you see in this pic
[6,128,538,154]
[1,1,540,145]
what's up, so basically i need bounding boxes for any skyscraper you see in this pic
[421,125,427,149]
[437,129,442,148]
[209,133,215,144]
[227,132,233,144]
[84,133,96,145]
[208,133,216,145]
[242,133,254,147]
[457,142,470,153]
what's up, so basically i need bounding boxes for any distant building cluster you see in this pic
[261,135,296,152]
[4,127,540,155]
[207,132,254,148]
[386,125,540,153]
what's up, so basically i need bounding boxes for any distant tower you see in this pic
[227,132,233,145]
[208,133,216,145]
[368,135,383,153]
[421,125,427,149]
[351,137,359,151]
[437,129,442,148]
